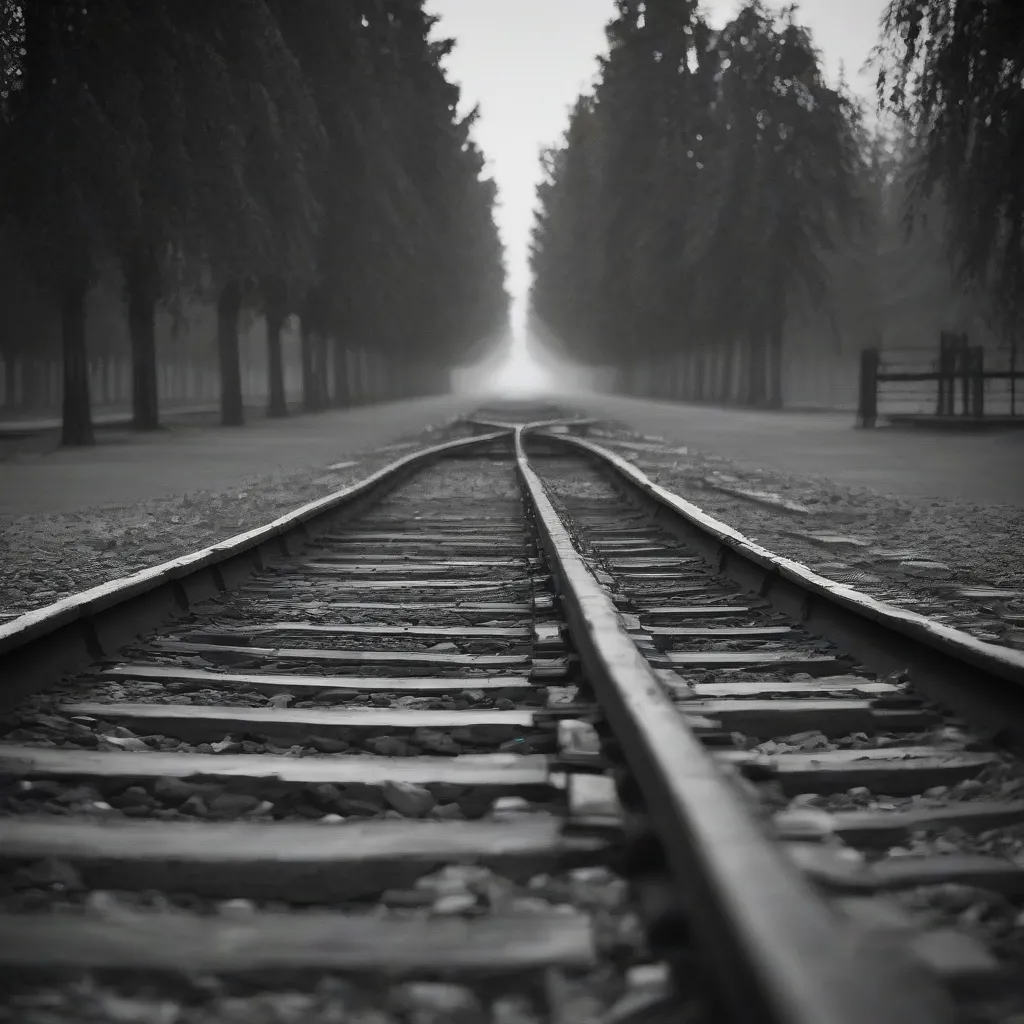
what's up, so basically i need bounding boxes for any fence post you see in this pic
[1011,343,1018,417]
[857,348,879,428]
[957,333,970,416]
[937,332,953,414]
[970,346,984,418]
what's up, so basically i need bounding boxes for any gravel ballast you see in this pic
[585,427,1024,648]
[0,427,461,621]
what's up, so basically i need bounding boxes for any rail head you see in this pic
[513,427,955,1024]
[0,430,512,697]
[539,431,1024,691]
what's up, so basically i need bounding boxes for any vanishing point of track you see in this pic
[2,404,1024,1023]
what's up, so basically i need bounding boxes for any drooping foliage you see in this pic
[877,0,1024,333]
[0,0,507,441]
[0,2,21,114]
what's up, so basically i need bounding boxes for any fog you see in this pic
[451,325,606,397]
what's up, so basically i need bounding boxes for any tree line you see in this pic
[0,0,508,444]
[529,0,1023,408]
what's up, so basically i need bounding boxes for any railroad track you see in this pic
[1,406,1024,1023]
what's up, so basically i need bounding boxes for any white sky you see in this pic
[426,0,890,324]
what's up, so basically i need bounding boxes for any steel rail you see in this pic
[535,432,1024,741]
[463,416,596,434]
[0,430,511,702]
[513,427,955,1024]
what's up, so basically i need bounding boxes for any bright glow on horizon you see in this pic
[427,0,888,338]
[489,329,558,394]
[454,307,559,394]
[453,311,608,396]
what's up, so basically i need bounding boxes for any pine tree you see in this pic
[530,1,860,408]
[3,0,138,444]
[877,0,1024,333]
[1,0,506,435]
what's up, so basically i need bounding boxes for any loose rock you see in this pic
[364,735,415,757]
[391,982,482,1024]
[383,781,436,817]
[432,893,478,915]
[207,793,264,818]
[14,858,84,892]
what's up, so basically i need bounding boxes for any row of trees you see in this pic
[877,0,1024,335]
[530,0,1022,408]
[0,0,508,443]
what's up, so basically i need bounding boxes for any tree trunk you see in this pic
[22,359,41,410]
[767,313,784,409]
[264,281,288,418]
[629,360,643,396]
[3,351,17,408]
[633,356,646,397]
[217,281,244,426]
[356,348,370,404]
[652,356,668,399]
[61,279,94,446]
[719,341,734,404]
[316,334,331,408]
[332,336,349,407]
[96,357,108,406]
[745,332,767,407]
[126,254,160,429]
[368,351,379,402]
[369,350,381,402]
[300,312,318,412]
[740,342,751,402]
[399,356,415,395]
[382,355,397,400]
[46,360,58,408]
[738,335,753,406]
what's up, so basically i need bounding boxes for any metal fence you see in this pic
[857,333,1022,427]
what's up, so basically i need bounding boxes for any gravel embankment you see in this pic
[589,427,1024,647]
[539,457,1024,1010]
[0,430,455,622]
[0,451,698,1024]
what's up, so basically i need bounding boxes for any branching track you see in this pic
[1,406,1023,1023]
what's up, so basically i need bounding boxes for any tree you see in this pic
[266,0,363,412]
[173,0,323,425]
[1,0,506,435]
[529,98,607,366]
[698,4,862,405]
[1,0,139,444]
[530,1,861,408]
[265,0,506,410]
[530,1,712,393]
[877,0,1024,334]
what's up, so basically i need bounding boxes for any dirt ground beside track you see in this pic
[0,396,475,516]
[564,393,1024,507]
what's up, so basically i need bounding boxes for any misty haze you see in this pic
[0,2,1022,1022]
